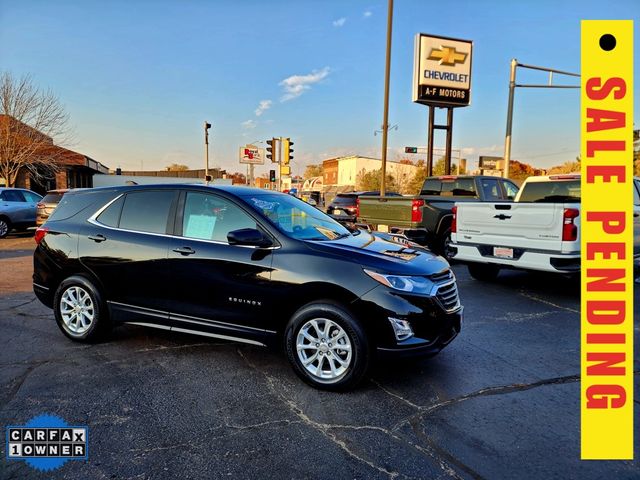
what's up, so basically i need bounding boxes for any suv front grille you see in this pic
[429,270,454,284]
[430,269,460,312]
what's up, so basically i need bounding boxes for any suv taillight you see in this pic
[356,198,360,218]
[451,206,457,233]
[562,208,579,241]
[411,199,424,223]
[34,226,49,245]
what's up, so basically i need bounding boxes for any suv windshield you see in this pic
[245,193,350,241]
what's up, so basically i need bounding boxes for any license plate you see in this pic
[333,209,343,215]
[493,247,514,259]
[378,224,389,233]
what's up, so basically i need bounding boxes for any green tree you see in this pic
[356,168,399,192]
[303,164,323,179]
[407,159,429,195]
[432,156,458,176]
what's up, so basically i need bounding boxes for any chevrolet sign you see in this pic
[413,33,473,107]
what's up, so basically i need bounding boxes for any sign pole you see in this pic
[427,106,435,176]
[445,107,454,175]
[278,137,282,192]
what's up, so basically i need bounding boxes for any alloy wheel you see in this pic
[0,220,8,238]
[296,318,352,382]
[59,286,95,335]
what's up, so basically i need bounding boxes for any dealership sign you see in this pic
[413,33,473,107]
[239,145,265,165]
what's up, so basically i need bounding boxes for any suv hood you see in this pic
[304,231,449,276]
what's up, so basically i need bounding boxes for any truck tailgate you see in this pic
[358,197,415,226]
[455,202,570,251]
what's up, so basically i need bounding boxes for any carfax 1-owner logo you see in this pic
[6,414,89,471]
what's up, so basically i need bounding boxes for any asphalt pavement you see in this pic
[0,232,638,479]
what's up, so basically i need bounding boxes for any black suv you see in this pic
[327,191,401,224]
[33,185,462,390]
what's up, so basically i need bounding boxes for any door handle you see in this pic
[173,246,196,256]
[634,212,639,218]
[88,234,107,243]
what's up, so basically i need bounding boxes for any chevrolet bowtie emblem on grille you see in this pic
[428,46,467,66]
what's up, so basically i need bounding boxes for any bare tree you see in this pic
[0,72,71,187]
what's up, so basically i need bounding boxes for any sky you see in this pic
[0,0,638,177]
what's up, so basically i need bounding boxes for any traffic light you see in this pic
[282,137,294,165]
[405,147,418,153]
[269,169,276,182]
[266,138,277,163]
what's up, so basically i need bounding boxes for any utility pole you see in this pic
[503,59,517,180]
[380,0,393,197]
[204,121,212,185]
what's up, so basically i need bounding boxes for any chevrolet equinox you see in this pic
[33,185,462,390]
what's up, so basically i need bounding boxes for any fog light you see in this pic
[388,317,414,341]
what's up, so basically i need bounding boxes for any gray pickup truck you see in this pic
[357,175,519,256]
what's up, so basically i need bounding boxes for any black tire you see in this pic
[53,275,111,342]
[0,217,11,238]
[437,229,453,260]
[467,263,500,281]
[285,301,370,391]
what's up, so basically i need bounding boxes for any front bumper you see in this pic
[355,284,463,358]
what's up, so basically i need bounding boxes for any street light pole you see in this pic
[204,121,212,185]
[380,0,393,197]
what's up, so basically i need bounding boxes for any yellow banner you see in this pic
[581,20,634,459]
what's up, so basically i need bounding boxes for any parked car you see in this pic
[327,191,402,224]
[357,176,519,257]
[451,174,581,279]
[33,185,462,390]
[0,187,43,238]
[36,189,70,226]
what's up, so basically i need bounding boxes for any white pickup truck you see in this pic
[450,174,581,280]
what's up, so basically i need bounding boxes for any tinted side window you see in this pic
[49,190,120,222]
[119,191,175,234]
[502,181,519,199]
[96,196,125,227]
[480,179,500,200]
[634,180,640,205]
[23,191,42,202]
[182,192,257,242]
[1,190,26,202]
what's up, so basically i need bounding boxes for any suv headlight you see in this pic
[364,269,434,294]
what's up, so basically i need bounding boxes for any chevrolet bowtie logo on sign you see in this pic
[413,33,473,108]
[428,46,467,66]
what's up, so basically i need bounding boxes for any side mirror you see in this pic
[227,228,272,248]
